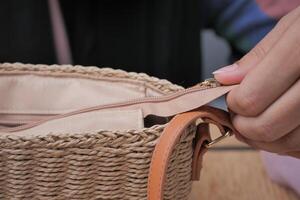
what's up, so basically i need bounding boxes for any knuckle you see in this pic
[294,34,300,53]
[232,117,253,140]
[234,92,260,116]
[252,122,276,142]
[290,32,300,65]
[250,45,268,61]
[278,14,291,26]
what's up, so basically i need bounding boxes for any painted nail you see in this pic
[213,63,239,74]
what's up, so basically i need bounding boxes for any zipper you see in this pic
[0,114,56,128]
[196,78,221,88]
[3,78,234,133]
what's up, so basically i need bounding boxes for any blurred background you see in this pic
[201,30,229,80]
[202,30,229,109]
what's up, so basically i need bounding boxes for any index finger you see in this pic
[214,6,300,85]
[227,13,300,117]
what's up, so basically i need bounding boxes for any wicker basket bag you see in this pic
[0,63,237,200]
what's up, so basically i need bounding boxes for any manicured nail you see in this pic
[213,63,239,74]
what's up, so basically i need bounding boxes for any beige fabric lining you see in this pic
[3,109,144,136]
[0,74,162,114]
[0,74,162,131]
[0,66,235,134]
[0,114,50,126]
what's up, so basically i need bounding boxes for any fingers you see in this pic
[218,7,300,159]
[243,126,300,154]
[232,79,300,142]
[227,15,300,117]
[285,151,300,159]
[236,6,300,72]
[214,6,300,85]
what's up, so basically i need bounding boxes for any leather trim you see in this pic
[147,106,236,200]
[191,123,210,181]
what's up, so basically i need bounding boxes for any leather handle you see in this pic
[147,106,235,200]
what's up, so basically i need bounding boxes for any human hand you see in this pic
[213,6,300,158]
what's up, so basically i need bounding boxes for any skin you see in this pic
[213,6,300,158]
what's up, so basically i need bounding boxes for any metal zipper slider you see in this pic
[200,78,221,87]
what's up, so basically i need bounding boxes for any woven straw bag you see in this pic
[0,63,237,200]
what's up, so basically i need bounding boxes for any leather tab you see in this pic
[147,106,236,200]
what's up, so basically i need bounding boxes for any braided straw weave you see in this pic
[0,63,196,200]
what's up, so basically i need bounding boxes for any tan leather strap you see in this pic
[147,106,235,200]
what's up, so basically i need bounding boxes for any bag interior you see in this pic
[0,73,169,133]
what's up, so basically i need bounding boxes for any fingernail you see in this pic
[213,63,239,74]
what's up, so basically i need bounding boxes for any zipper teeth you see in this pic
[3,79,219,132]
[71,78,219,110]
[117,85,214,104]
[117,78,220,104]
[0,114,56,126]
